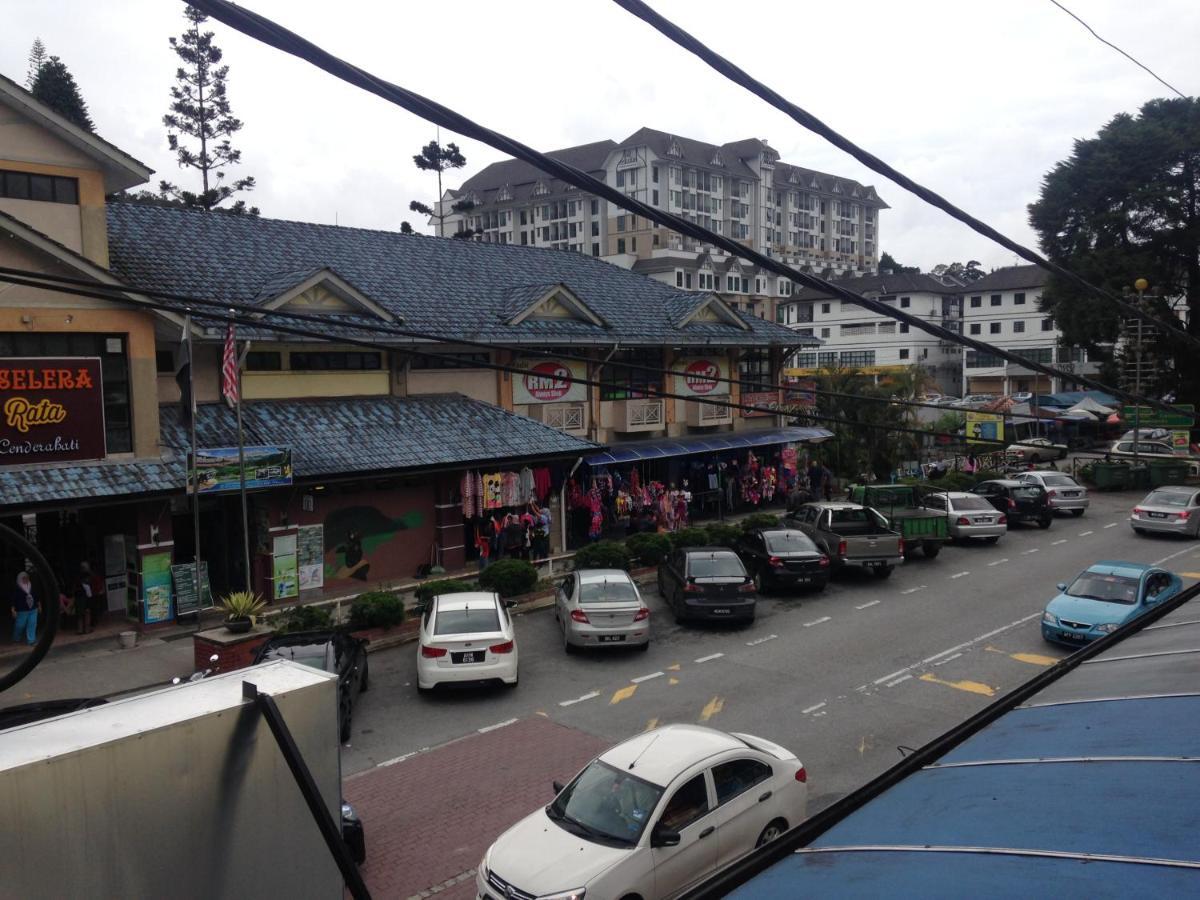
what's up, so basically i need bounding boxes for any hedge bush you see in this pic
[704,523,743,549]
[478,559,539,598]
[625,532,672,566]
[573,540,633,571]
[348,591,406,630]
[414,577,478,604]
[274,604,333,634]
[670,526,712,550]
[739,512,781,532]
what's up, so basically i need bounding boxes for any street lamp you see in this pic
[1132,278,1149,469]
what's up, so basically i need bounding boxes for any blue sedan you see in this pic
[1042,561,1182,646]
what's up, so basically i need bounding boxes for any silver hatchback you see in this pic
[556,569,650,653]
[923,491,1007,543]
[1016,471,1090,517]
[1131,486,1200,537]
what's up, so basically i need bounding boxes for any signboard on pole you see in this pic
[0,357,106,465]
[1120,404,1194,429]
[141,551,174,624]
[170,561,213,618]
[513,359,586,404]
[966,411,1004,445]
[189,445,292,493]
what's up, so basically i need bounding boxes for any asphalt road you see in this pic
[343,491,1200,815]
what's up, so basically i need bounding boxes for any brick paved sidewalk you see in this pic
[343,716,608,900]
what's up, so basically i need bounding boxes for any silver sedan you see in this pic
[1131,486,1200,537]
[555,568,650,653]
[1016,471,1090,517]
[923,491,1007,543]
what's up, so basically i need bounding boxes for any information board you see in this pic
[171,561,213,618]
[142,551,174,625]
[297,524,324,591]
[273,533,298,600]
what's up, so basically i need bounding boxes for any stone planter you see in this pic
[118,631,137,650]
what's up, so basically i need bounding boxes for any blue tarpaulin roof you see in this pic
[584,426,833,466]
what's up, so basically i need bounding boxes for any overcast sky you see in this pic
[3,0,1195,272]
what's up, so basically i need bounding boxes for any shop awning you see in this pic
[584,426,833,466]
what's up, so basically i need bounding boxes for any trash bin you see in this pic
[1129,464,1150,490]
[1091,463,1130,491]
[1149,460,1190,487]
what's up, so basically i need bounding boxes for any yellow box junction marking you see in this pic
[667,663,681,671]
[669,677,680,685]
[699,696,725,722]
[919,673,996,696]
[610,684,637,705]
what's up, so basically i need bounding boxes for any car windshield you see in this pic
[579,580,638,603]
[763,531,818,554]
[547,760,663,847]
[1012,486,1043,500]
[1040,474,1078,487]
[689,553,745,577]
[263,643,332,672]
[1066,573,1140,605]
[950,497,993,511]
[1145,491,1191,508]
[434,606,501,635]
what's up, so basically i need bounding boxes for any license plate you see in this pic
[1063,492,1080,497]
[977,518,992,524]
[1149,512,1167,518]
[452,651,480,664]
[598,635,626,642]
[712,608,731,615]
[1063,632,1086,641]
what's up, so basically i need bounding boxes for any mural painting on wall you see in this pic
[322,505,426,582]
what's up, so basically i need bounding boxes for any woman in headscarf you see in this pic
[10,571,40,646]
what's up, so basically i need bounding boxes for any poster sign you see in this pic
[273,532,299,600]
[0,357,106,465]
[142,551,174,624]
[966,411,1004,445]
[297,524,324,591]
[189,445,293,493]
[676,358,729,397]
[170,561,213,618]
[514,359,586,404]
[1120,404,1194,429]
[1171,430,1190,451]
[783,379,817,410]
[741,390,781,417]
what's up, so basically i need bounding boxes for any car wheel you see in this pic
[339,707,351,744]
[563,631,577,655]
[639,640,650,652]
[872,566,894,580]
[1037,516,1052,529]
[1133,527,1146,536]
[753,570,769,595]
[359,656,369,693]
[1069,509,1085,518]
[756,818,789,848]
[983,536,1000,544]
[922,542,941,559]
[505,675,519,689]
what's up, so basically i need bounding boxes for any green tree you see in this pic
[159,5,258,214]
[30,56,94,132]
[407,140,480,238]
[812,366,917,480]
[879,250,920,274]
[930,260,985,283]
[1029,97,1200,401]
[25,38,47,89]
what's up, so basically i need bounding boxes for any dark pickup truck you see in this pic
[847,484,949,559]
[784,501,905,579]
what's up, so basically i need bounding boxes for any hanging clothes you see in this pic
[519,467,535,503]
[461,471,479,517]
[533,467,552,502]
[483,473,503,509]
[501,471,522,506]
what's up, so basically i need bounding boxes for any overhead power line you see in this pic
[1048,0,1187,99]
[610,0,1197,353]
[177,0,1195,423]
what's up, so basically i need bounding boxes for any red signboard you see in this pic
[523,361,573,402]
[0,357,106,465]
[741,390,782,417]
[683,359,721,395]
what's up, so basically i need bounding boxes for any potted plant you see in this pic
[221,591,266,634]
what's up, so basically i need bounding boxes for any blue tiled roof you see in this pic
[0,394,598,509]
[105,202,813,348]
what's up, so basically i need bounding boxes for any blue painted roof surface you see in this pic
[1037,390,1119,408]
[584,427,833,465]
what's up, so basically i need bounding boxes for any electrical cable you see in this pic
[180,0,1193,424]
[1048,0,1188,100]
[611,0,1197,351]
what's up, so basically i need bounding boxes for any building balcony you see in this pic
[526,402,587,435]
[686,400,733,427]
[612,398,664,432]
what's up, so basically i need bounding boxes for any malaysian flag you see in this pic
[221,323,239,409]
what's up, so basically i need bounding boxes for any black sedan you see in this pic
[973,479,1052,529]
[656,547,757,624]
[254,629,369,743]
[735,528,830,594]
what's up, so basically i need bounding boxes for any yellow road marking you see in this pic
[610,684,637,705]
[1179,572,1200,578]
[535,710,548,717]
[667,663,681,671]
[919,673,996,696]
[669,677,680,685]
[643,717,659,732]
[985,645,1059,667]
[699,696,725,722]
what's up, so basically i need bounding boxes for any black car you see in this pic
[735,528,830,593]
[973,479,1052,528]
[254,629,369,742]
[656,546,757,624]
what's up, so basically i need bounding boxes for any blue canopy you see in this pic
[584,427,833,466]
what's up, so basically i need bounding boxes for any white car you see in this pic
[1005,436,1068,462]
[1016,470,1090,516]
[477,724,807,900]
[416,591,518,691]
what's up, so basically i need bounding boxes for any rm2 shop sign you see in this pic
[678,358,729,397]
[514,359,586,404]
[0,358,106,465]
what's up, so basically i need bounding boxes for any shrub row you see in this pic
[574,514,785,570]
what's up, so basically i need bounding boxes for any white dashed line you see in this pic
[1052,539,1068,546]
[802,702,827,714]
[933,652,963,666]
[855,600,881,610]
[803,616,832,628]
[1022,548,1040,555]
[886,674,913,688]
[478,718,518,734]
[1079,531,1094,536]
[1104,522,1119,529]
[900,585,927,595]
[871,611,1043,687]
[694,652,724,664]
[631,671,664,683]
[875,668,909,685]
[949,571,970,579]
[1153,545,1200,567]
[559,691,600,707]
[376,748,429,769]
[745,634,778,647]
[987,558,1009,567]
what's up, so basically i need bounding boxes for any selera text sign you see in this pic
[0,357,106,465]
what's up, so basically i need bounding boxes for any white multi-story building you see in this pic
[775,273,964,395]
[960,265,1099,396]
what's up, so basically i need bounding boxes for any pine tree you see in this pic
[25,38,47,89]
[159,5,258,215]
[30,56,95,133]
[407,140,479,238]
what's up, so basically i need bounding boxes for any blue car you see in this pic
[1042,561,1182,646]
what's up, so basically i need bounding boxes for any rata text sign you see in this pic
[0,357,106,465]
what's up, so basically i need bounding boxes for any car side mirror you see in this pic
[1056,582,1067,592]
[650,825,681,848]
[552,780,564,795]
[504,599,517,609]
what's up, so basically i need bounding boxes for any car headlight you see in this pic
[538,891,586,900]
[341,802,358,822]
[1042,611,1058,626]
[1095,622,1119,634]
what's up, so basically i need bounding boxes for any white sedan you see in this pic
[416,591,518,691]
[1005,436,1068,462]
[477,724,807,900]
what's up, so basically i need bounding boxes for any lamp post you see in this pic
[1132,278,1149,470]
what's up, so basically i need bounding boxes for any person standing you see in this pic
[820,463,834,502]
[85,561,107,627]
[73,566,93,635]
[10,571,40,646]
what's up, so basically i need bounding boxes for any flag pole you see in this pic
[186,313,202,628]
[236,336,251,592]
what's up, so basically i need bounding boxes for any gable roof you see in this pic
[965,265,1049,293]
[105,201,814,348]
[500,283,607,327]
[253,266,397,322]
[790,272,961,302]
[615,127,759,179]
[0,72,151,192]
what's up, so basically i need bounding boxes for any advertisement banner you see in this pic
[189,445,293,494]
[783,379,817,410]
[273,532,299,600]
[741,390,781,417]
[675,358,730,397]
[513,359,586,404]
[0,357,106,465]
[297,524,324,591]
[966,411,1005,445]
[1172,430,1190,451]
[141,551,174,625]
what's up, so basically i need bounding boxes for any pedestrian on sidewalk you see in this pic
[10,571,40,646]
[84,560,107,627]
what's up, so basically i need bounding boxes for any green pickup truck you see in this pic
[847,484,948,559]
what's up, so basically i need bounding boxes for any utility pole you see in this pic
[1132,278,1149,470]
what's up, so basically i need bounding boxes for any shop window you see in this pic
[600,348,664,401]
[289,351,382,371]
[408,351,489,370]
[738,348,772,389]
